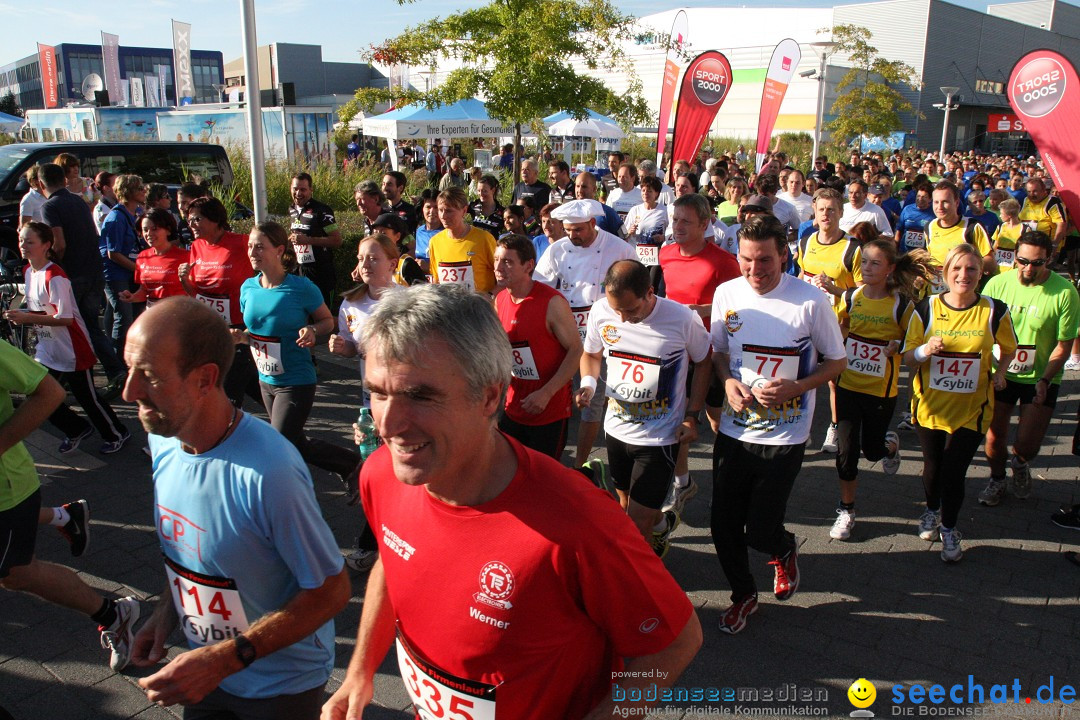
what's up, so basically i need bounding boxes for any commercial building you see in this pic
[0,43,223,110]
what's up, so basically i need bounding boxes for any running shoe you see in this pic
[918,508,941,541]
[939,527,963,563]
[58,427,93,454]
[1009,454,1032,499]
[718,594,758,635]
[829,507,855,540]
[1051,506,1080,531]
[821,423,839,453]
[769,547,799,600]
[344,549,378,573]
[662,478,699,514]
[896,412,915,431]
[100,428,131,455]
[978,477,1007,507]
[649,510,680,559]
[58,499,90,557]
[1064,355,1080,372]
[582,458,614,496]
[99,372,127,402]
[100,596,141,671]
[882,431,901,475]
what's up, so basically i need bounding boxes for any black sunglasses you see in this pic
[1016,257,1046,267]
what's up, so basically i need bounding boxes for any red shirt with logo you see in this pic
[659,242,740,330]
[495,282,572,426]
[135,245,190,306]
[189,232,252,325]
[360,436,693,720]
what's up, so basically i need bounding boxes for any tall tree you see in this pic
[823,24,922,147]
[0,91,24,118]
[342,0,653,179]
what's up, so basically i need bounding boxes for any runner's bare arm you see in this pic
[582,610,703,720]
[322,559,396,720]
[575,350,603,408]
[0,371,64,455]
[521,294,583,415]
[139,567,350,707]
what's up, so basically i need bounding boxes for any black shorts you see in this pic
[0,489,41,579]
[498,415,568,460]
[683,367,725,409]
[605,436,678,510]
[1064,235,1080,252]
[994,379,1060,409]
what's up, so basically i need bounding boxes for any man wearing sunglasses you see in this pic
[979,230,1079,507]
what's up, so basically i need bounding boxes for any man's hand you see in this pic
[130,606,177,668]
[724,378,755,413]
[574,387,595,409]
[138,642,236,707]
[520,388,553,415]
[3,310,30,325]
[321,675,375,720]
[675,418,698,444]
[751,378,803,408]
[296,326,316,348]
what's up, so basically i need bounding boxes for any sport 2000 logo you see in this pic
[1011,57,1066,118]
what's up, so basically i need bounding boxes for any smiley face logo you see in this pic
[848,678,876,709]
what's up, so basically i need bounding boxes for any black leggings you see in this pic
[46,367,125,443]
[259,382,358,481]
[914,425,983,529]
[835,386,897,482]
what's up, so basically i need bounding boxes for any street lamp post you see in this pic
[240,0,267,222]
[810,41,838,165]
[939,86,959,161]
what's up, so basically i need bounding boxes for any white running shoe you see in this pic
[662,478,699,514]
[829,507,855,540]
[100,596,141,671]
[940,527,963,563]
[1009,455,1032,499]
[821,423,839,453]
[882,431,901,475]
[918,508,941,541]
[978,477,1007,506]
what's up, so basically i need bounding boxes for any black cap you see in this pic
[372,213,407,236]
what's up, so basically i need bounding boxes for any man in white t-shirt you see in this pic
[534,199,636,474]
[775,169,813,224]
[839,179,891,234]
[709,214,846,635]
[754,173,800,237]
[607,163,644,221]
[577,260,711,558]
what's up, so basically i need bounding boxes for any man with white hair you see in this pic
[512,158,551,210]
[534,199,636,476]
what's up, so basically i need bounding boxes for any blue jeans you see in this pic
[69,273,124,378]
[103,277,141,362]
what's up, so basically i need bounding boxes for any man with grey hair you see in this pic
[512,158,551,209]
[354,180,386,235]
[637,159,675,205]
[438,157,468,191]
[534,199,636,475]
[324,283,702,720]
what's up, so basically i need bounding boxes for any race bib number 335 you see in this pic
[396,635,496,720]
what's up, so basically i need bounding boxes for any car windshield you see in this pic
[0,145,33,176]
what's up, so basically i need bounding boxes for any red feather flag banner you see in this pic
[1007,49,1080,223]
[670,51,733,167]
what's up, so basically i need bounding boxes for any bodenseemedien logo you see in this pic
[848,678,877,718]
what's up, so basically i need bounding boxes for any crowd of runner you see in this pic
[1,142,1078,718]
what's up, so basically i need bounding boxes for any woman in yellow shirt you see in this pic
[902,243,1017,563]
[429,186,497,294]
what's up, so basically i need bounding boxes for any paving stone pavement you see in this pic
[2,348,1078,720]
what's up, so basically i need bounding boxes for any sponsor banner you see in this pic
[671,51,732,167]
[101,32,121,103]
[37,43,59,108]
[144,75,160,107]
[987,113,1024,133]
[1007,49,1080,225]
[130,76,145,107]
[158,65,169,105]
[172,20,194,106]
[755,38,801,171]
[655,9,688,167]
[362,118,534,140]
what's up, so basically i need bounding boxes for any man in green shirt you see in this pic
[0,339,141,671]
[980,231,1079,506]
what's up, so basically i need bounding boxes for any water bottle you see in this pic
[356,408,380,460]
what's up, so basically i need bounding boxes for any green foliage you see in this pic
[0,91,23,118]
[822,24,922,146]
[347,0,652,135]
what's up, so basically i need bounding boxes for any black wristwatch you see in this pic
[234,634,257,668]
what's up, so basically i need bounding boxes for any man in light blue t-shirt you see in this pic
[124,297,349,717]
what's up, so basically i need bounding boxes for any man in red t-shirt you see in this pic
[658,194,740,514]
[324,284,701,720]
[494,234,583,459]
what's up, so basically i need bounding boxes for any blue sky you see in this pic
[0,0,1047,65]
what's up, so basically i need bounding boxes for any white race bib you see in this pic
[510,341,540,380]
[635,244,659,266]
[929,352,980,393]
[294,242,315,265]
[1008,344,1036,375]
[35,324,54,341]
[845,334,887,377]
[196,293,232,324]
[249,333,284,376]
[438,261,475,291]
[904,230,926,249]
[995,248,1015,267]
[606,350,662,402]
[396,636,496,720]
[740,344,801,386]
[571,306,590,342]
[165,557,250,648]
